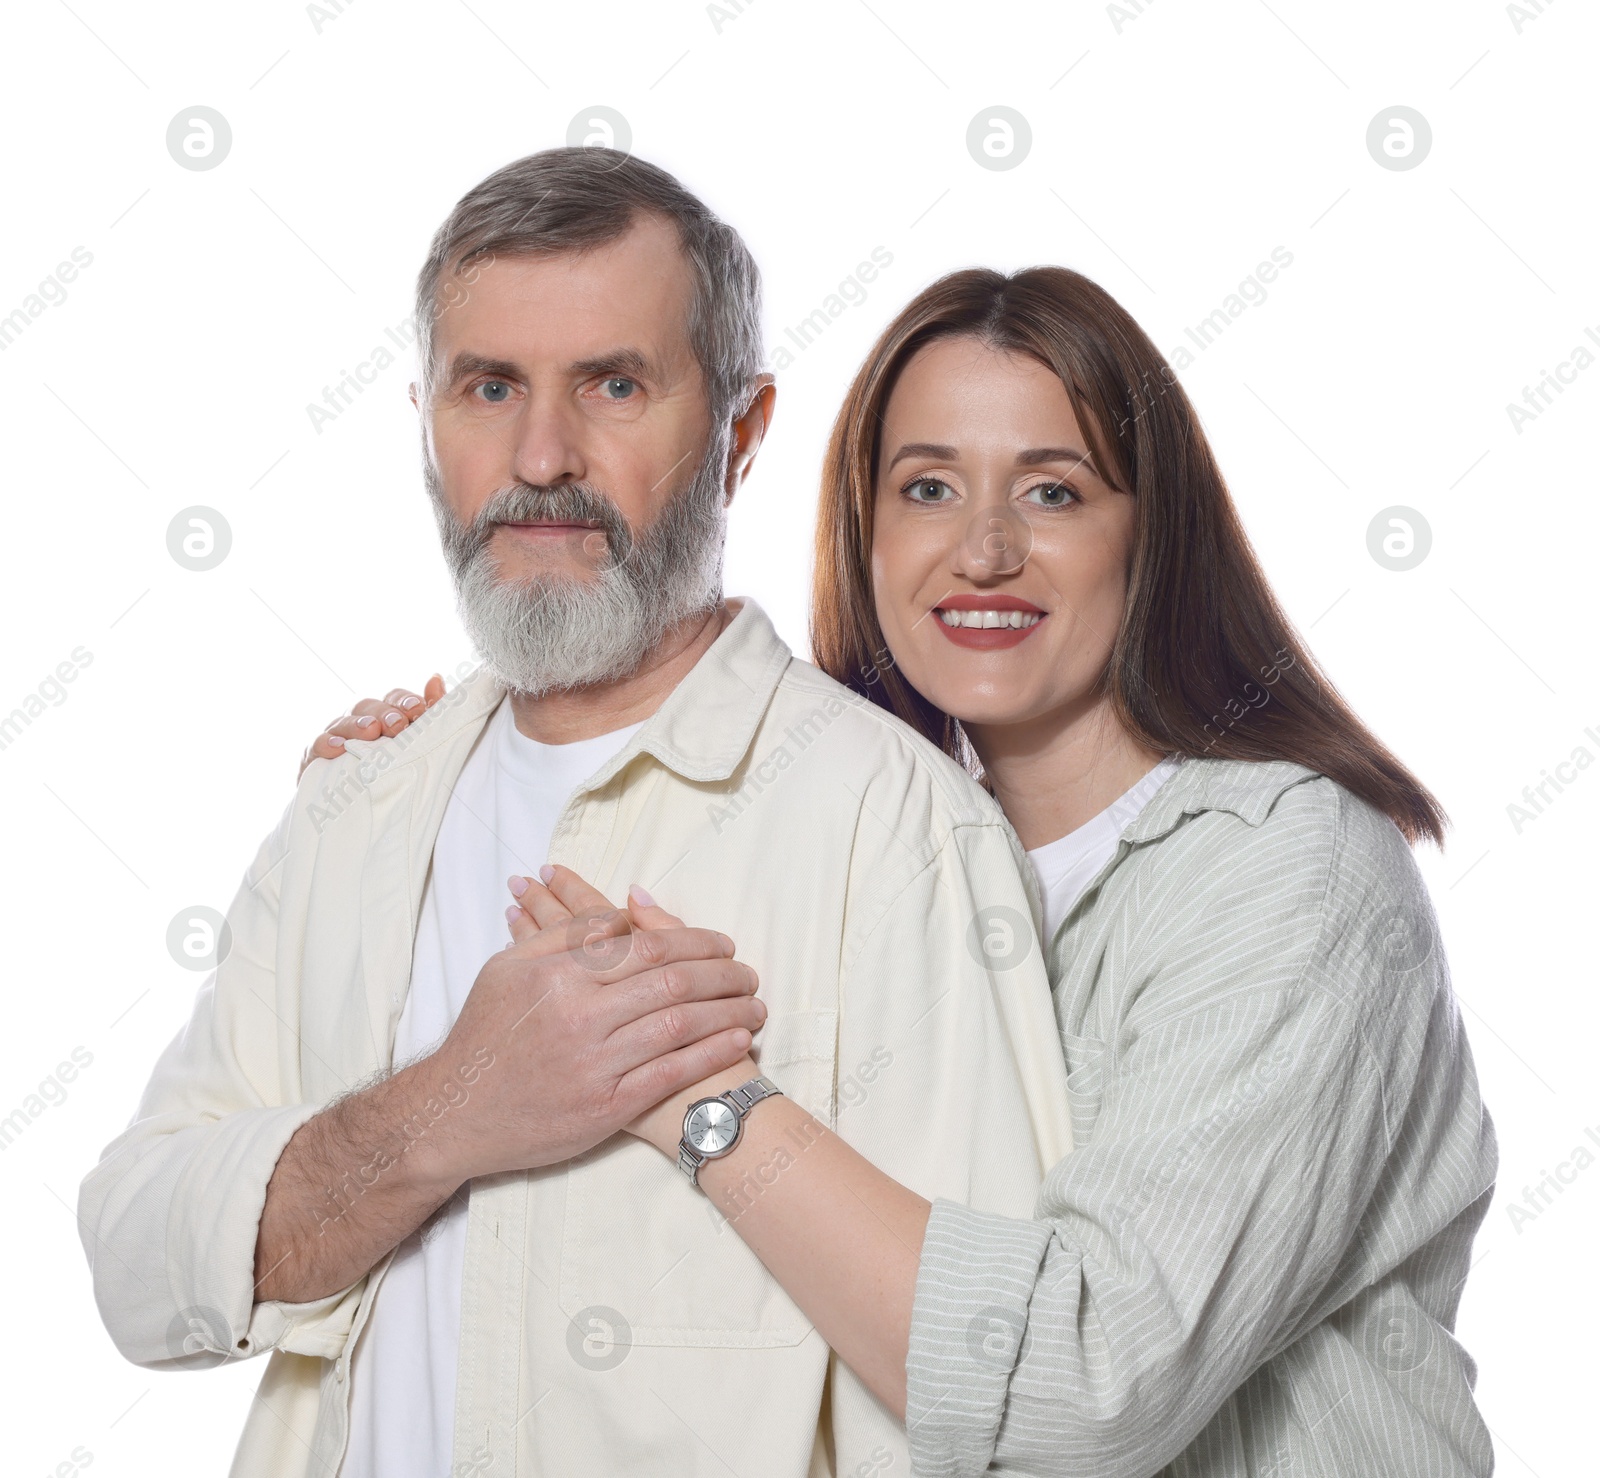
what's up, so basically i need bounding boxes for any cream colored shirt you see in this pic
[343,702,645,1478]
[77,598,1074,1478]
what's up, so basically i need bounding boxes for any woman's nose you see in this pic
[952,502,1032,580]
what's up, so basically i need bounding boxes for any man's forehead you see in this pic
[433,217,695,368]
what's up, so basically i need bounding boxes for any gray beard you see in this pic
[426,429,728,697]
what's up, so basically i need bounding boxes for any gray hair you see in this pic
[429,459,729,696]
[414,148,763,425]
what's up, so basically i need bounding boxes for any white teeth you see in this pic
[937,608,1043,630]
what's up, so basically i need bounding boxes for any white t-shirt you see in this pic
[1026,756,1181,948]
[340,698,644,1478]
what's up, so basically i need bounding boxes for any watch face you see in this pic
[685,1098,739,1155]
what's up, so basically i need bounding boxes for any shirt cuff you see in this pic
[905,1198,1055,1478]
[165,1101,333,1362]
[246,1279,368,1360]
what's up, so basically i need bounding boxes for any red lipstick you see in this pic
[930,593,1048,650]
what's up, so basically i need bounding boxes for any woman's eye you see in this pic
[600,376,637,399]
[1025,481,1077,508]
[476,380,513,404]
[905,478,953,504]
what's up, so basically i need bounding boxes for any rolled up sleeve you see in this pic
[907,1202,1055,1474]
[77,802,365,1369]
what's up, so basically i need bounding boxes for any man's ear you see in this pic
[408,381,419,411]
[723,376,777,503]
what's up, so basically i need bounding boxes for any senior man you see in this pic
[78,148,1072,1478]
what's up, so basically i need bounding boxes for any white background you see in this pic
[1,1,1594,1473]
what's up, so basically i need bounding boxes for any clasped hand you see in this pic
[424,866,763,1180]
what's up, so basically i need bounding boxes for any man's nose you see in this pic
[508,391,587,489]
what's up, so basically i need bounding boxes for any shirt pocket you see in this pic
[558,1008,838,1348]
[754,1006,837,1125]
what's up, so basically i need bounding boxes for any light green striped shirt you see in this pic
[906,758,1496,1477]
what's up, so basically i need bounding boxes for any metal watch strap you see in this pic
[677,1075,783,1186]
[723,1074,781,1116]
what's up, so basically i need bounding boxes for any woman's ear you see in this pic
[724,377,778,502]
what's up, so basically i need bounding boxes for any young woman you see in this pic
[305,268,1495,1476]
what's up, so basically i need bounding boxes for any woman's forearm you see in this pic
[639,1063,931,1418]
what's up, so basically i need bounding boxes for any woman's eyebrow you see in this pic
[884,442,1100,476]
[1016,446,1096,474]
[886,442,959,470]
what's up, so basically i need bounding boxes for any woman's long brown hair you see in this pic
[811,266,1446,846]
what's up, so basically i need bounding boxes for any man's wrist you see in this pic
[379,1053,485,1191]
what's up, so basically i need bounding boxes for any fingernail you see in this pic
[628,883,655,908]
[538,864,555,884]
[753,999,767,1021]
[327,735,346,748]
[508,875,528,898]
[400,696,422,709]
[360,716,379,728]
[385,711,403,725]
[505,905,521,927]
[718,932,735,956]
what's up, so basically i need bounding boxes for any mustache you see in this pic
[467,483,633,554]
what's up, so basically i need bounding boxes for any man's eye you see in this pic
[600,377,637,399]
[476,380,512,403]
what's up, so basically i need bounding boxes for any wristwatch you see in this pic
[676,1075,783,1186]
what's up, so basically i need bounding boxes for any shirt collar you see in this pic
[592,596,792,787]
[1120,755,1322,846]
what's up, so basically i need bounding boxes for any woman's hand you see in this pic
[298,674,447,777]
[506,865,761,1154]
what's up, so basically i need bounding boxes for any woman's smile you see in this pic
[932,593,1047,649]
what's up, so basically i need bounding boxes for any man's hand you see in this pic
[505,867,760,1159]
[253,906,764,1305]
[429,904,765,1179]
